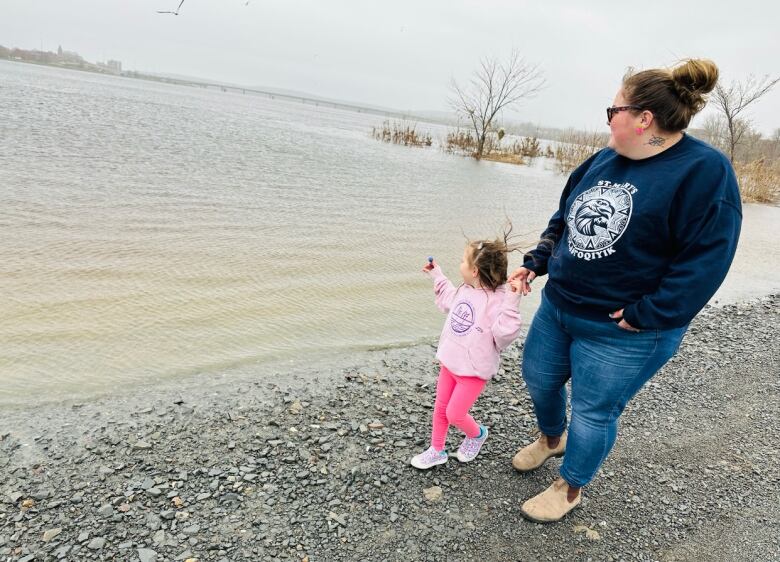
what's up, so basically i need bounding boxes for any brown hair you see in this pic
[622,59,719,132]
[466,222,524,291]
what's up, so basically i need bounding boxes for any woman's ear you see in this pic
[640,109,655,129]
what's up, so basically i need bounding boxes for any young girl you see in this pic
[411,232,523,469]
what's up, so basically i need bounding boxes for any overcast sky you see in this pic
[3,0,779,134]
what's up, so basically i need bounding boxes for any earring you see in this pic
[635,127,644,135]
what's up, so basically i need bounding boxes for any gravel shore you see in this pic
[1,295,778,562]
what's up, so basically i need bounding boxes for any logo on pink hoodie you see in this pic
[450,300,475,335]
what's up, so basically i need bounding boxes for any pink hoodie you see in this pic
[427,265,522,380]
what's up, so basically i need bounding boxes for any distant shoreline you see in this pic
[0,57,440,124]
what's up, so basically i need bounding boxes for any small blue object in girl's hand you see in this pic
[428,256,434,264]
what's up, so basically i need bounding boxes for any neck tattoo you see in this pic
[647,135,666,147]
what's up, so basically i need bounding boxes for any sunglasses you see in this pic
[606,105,642,124]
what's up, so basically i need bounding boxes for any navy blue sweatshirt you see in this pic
[524,134,742,330]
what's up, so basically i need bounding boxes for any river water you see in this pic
[2,60,777,406]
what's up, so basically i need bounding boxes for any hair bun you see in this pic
[671,59,719,110]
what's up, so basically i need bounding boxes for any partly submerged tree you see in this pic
[710,74,780,163]
[450,51,545,160]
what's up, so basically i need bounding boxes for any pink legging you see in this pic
[431,364,487,451]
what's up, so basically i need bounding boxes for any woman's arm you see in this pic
[622,155,743,330]
[520,150,604,277]
[622,197,742,330]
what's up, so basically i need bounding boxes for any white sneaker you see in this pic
[456,425,488,462]
[410,446,448,469]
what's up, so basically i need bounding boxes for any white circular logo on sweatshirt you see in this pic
[566,184,633,260]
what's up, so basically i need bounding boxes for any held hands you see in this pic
[508,277,524,294]
[507,267,536,296]
[610,308,640,332]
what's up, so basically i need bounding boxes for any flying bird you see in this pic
[157,0,184,15]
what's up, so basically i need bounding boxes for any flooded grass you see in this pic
[372,120,432,147]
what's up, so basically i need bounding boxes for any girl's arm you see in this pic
[492,286,522,351]
[426,264,458,313]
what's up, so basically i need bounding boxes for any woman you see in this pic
[509,59,742,523]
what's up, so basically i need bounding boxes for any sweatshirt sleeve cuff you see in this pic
[522,260,546,276]
[503,287,522,307]
[427,264,446,280]
[621,305,645,330]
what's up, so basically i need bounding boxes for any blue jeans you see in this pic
[521,292,688,488]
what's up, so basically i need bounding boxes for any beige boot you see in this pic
[520,478,581,523]
[511,432,566,472]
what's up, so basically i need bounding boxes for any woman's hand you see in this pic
[422,259,435,273]
[507,267,536,296]
[610,309,640,332]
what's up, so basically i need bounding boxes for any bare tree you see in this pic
[699,114,728,152]
[711,74,780,163]
[450,51,545,160]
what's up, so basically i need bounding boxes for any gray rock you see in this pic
[147,513,163,529]
[137,548,158,562]
[87,537,106,550]
[31,487,52,500]
[42,528,63,542]
[328,511,347,527]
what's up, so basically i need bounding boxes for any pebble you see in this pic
[42,528,62,542]
[423,486,443,502]
[87,537,106,550]
[137,548,158,562]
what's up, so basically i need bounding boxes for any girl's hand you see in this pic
[508,278,524,294]
[422,259,435,273]
[507,266,536,296]
[610,309,640,332]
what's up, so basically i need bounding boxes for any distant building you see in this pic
[58,48,83,64]
[97,59,122,74]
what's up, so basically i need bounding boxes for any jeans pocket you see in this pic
[609,318,644,335]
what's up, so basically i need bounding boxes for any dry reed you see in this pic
[734,159,780,203]
[553,130,609,174]
[372,121,432,147]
